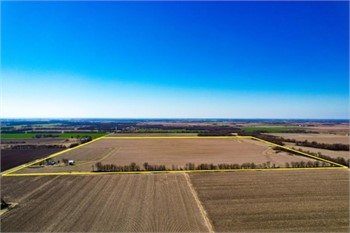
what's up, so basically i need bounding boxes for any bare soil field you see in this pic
[305,124,349,135]
[1,148,65,172]
[0,138,78,149]
[267,133,349,144]
[285,142,350,160]
[1,174,209,232]
[107,133,198,136]
[189,170,349,232]
[17,138,318,173]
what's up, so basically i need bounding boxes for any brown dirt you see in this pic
[267,133,349,144]
[305,124,349,135]
[189,170,349,232]
[106,133,198,136]
[285,142,350,160]
[1,174,209,232]
[17,138,318,173]
[1,138,78,149]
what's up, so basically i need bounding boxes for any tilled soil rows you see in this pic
[1,174,209,232]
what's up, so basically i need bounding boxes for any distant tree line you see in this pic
[295,140,348,151]
[272,136,349,151]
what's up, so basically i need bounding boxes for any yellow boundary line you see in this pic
[3,167,347,177]
[250,136,348,168]
[1,135,348,177]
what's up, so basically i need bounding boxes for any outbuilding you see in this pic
[68,160,75,166]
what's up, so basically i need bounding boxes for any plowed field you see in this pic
[1,174,209,232]
[190,170,349,232]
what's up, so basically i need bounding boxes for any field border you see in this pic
[1,135,348,177]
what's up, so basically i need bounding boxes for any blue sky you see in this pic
[1,1,349,118]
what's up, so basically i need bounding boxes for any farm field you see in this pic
[241,126,302,133]
[267,133,349,144]
[190,169,349,232]
[106,133,198,137]
[1,132,106,139]
[305,124,349,135]
[1,174,209,232]
[1,148,65,172]
[16,138,319,173]
[284,143,350,160]
[1,138,75,150]
[1,138,67,145]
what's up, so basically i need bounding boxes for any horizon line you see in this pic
[1,117,349,121]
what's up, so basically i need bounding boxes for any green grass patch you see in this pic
[1,132,106,139]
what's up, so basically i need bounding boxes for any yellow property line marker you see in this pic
[1,135,348,177]
[250,136,348,168]
[2,167,347,177]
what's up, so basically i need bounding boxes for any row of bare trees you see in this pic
[285,161,329,168]
[95,162,140,172]
[94,160,331,172]
[291,147,349,167]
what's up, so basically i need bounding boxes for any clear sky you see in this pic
[1,1,349,119]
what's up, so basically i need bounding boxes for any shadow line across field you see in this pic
[1,136,348,177]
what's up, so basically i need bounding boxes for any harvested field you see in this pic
[267,133,349,144]
[1,148,65,172]
[190,170,349,232]
[106,133,198,137]
[285,142,350,160]
[17,138,319,173]
[305,124,349,135]
[1,174,209,232]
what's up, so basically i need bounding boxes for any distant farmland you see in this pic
[241,126,302,133]
[267,133,350,144]
[1,132,106,139]
[190,169,349,232]
[1,174,209,232]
